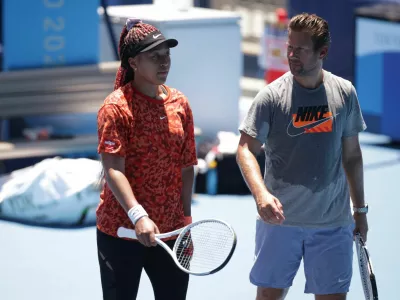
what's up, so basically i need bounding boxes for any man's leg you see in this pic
[250,218,304,300]
[303,223,354,300]
[256,287,289,300]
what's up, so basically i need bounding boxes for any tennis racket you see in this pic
[355,233,378,300]
[117,218,237,276]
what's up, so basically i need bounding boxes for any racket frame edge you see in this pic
[355,233,379,300]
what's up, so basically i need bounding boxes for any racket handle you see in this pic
[117,227,138,239]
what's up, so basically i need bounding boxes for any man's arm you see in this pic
[342,135,365,208]
[236,132,284,223]
[181,165,194,217]
[342,134,368,241]
[236,132,267,201]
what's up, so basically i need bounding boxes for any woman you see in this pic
[96,18,198,300]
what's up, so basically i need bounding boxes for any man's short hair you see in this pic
[289,13,331,51]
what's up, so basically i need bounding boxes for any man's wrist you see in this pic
[353,203,368,214]
[254,188,271,204]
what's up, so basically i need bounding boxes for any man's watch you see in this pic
[353,204,368,214]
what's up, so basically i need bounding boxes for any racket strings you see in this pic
[177,227,230,269]
[177,229,232,271]
[175,221,235,273]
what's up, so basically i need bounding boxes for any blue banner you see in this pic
[3,0,99,71]
[355,16,400,139]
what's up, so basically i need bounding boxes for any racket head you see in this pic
[355,233,378,300]
[172,219,237,276]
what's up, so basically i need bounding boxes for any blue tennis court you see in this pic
[0,132,399,300]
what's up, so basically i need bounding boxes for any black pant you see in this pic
[97,229,189,300]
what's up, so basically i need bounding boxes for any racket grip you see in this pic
[117,227,137,239]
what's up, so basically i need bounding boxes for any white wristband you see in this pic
[128,204,148,225]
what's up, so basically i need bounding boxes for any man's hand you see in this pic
[134,217,160,247]
[257,193,285,224]
[353,213,368,242]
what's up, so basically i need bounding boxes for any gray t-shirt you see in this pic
[239,70,367,228]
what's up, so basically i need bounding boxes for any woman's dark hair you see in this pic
[114,21,158,90]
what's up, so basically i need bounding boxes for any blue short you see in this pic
[250,218,355,295]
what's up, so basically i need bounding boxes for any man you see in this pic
[237,13,368,300]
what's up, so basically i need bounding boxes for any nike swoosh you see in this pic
[160,116,167,119]
[286,114,339,137]
[153,34,161,39]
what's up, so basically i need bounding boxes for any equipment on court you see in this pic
[355,233,378,300]
[0,157,101,226]
[117,219,237,276]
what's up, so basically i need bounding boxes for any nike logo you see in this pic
[287,105,338,137]
[338,278,347,283]
[160,116,167,119]
[153,34,161,39]
[287,115,337,137]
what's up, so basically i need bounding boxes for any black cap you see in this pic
[131,30,178,57]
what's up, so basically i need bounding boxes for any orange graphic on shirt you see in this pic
[292,105,333,134]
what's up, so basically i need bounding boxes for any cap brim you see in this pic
[140,38,178,53]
